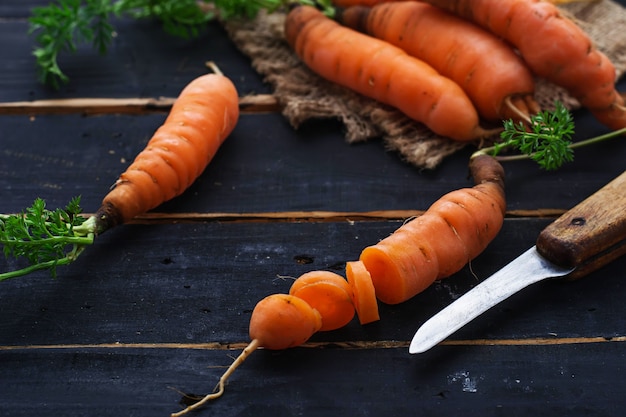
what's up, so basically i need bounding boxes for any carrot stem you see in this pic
[474,126,626,164]
[171,339,261,417]
[204,60,223,76]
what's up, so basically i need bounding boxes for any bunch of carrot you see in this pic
[283,1,626,136]
[172,153,506,416]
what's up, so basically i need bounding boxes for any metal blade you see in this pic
[409,246,575,354]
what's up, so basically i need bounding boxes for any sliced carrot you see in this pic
[360,155,506,304]
[172,293,323,416]
[289,270,355,331]
[249,293,322,350]
[360,233,440,305]
[345,260,380,325]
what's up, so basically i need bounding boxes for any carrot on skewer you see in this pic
[336,1,540,123]
[284,5,495,142]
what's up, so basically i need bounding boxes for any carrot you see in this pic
[95,69,240,234]
[345,260,380,325]
[0,66,241,281]
[415,0,626,130]
[359,154,506,304]
[289,270,355,331]
[336,2,540,123]
[249,293,323,349]
[284,5,495,142]
[171,293,322,417]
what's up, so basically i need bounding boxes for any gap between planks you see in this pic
[1,336,624,352]
[84,209,566,224]
[0,94,280,116]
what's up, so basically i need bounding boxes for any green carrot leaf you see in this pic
[492,101,575,170]
[0,197,96,281]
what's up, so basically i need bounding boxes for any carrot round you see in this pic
[284,5,494,142]
[289,270,355,331]
[336,2,540,122]
[418,0,626,130]
[345,260,380,325]
[360,154,506,304]
[249,293,323,349]
[94,72,240,234]
[172,293,321,416]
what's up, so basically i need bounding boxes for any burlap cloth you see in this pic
[223,1,626,169]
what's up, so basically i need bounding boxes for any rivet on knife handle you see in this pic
[536,170,626,278]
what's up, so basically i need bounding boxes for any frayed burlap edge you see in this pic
[223,0,626,169]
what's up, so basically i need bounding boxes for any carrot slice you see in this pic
[345,260,380,325]
[289,270,355,331]
[249,293,322,350]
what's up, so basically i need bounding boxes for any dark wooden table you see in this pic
[1,2,625,416]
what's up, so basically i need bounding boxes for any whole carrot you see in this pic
[0,70,240,280]
[284,5,495,142]
[336,2,540,123]
[360,154,506,304]
[416,0,626,130]
[95,71,240,233]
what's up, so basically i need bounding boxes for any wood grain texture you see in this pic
[537,171,626,269]
[1,1,626,417]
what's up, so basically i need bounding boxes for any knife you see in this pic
[409,171,626,354]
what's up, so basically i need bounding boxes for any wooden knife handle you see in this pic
[536,171,626,279]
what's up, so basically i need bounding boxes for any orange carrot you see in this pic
[249,293,323,349]
[360,154,506,304]
[284,5,495,142]
[336,2,540,123]
[416,0,626,130]
[289,270,355,331]
[345,260,380,325]
[171,293,322,416]
[95,71,240,234]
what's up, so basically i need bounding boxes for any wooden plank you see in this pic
[0,94,281,115]
[1,218,624,346]
[1,342,625,417]
[0,1,44,18]
[0,18,270,102]
[2,111,625,215]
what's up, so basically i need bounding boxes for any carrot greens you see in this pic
[0,197,94,281]
[495,102,575,170]
[1,71,239,282]
[28,0,334,88]
[474,101,626,170]
[29,0,216,88]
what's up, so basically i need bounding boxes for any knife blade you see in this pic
[409,170,626,354]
